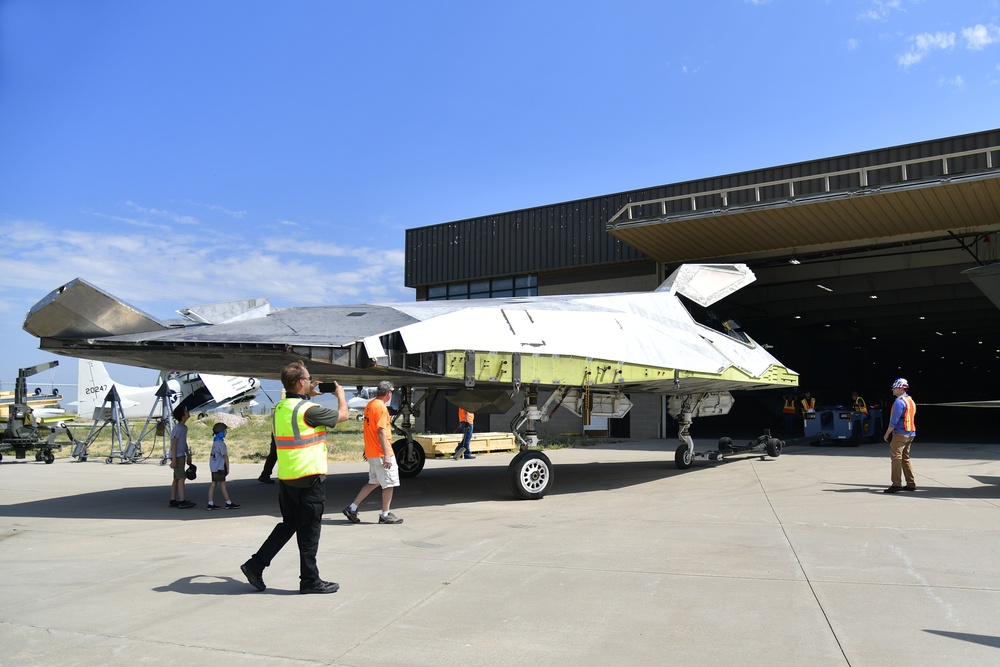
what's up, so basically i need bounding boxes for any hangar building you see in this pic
[405,129,1000,440]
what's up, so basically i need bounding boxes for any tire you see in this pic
[766,438,782,458]
[675,444,693,469]
[44,451,55,464]
[392,438,425,478]
[508,450,552,500]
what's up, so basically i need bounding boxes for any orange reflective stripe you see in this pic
[273,397,328,478]
[901,396,916,431]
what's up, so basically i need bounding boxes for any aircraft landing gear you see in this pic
[506,385,555,500]
[392,437,425,478]
[389,387,427,478]
[675,444,693,469]
[508,450,553,499]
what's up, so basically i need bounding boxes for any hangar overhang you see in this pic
[607,144,1000,404]
[606,148,1000,264]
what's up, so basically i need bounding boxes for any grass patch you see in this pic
[56,414,365,463]
[48,416,619,462]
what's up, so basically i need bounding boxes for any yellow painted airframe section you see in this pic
[443,351,797,388]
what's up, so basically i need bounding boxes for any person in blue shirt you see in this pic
[882,378,917,493]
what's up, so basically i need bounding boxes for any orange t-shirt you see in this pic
[458,408,474,424]
[363,398,390,458]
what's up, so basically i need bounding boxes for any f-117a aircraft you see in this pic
[23,263,798,498]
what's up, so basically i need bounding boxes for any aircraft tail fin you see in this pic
[964,263,1000,312]
[23,278,166,340]
[657,264,756,307]
[76,359,116,419]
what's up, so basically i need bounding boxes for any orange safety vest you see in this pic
[899,395,916,432]
[853,396,869,415]
[459,407,474,424]
[801,397,815,412]
[782,399,796,414]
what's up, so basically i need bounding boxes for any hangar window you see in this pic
[427,275,538,301]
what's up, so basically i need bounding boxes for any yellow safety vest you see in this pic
[273,397,327,480]
[853,396,868,415]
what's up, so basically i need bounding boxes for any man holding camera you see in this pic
[241,361,348,594]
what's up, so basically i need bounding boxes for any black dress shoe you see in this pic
[300,580,339,594]
[883,486,904,493]
[241,562,266,591]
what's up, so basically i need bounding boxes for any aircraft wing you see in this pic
[22,265,798,395]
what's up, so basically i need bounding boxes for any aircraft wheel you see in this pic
[80,455,88,462]
[675,444,693,469]
[392,438,425,478]
[44,451,55,464]
[106,457,113,464]
[508,450,552,500]
[35,451,44,461]
[766,438,782,458]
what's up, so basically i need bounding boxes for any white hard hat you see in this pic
[892,378,909,389]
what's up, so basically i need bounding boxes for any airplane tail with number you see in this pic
[76,359,114,419]
[75,359,160,420]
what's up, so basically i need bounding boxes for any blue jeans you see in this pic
[455,422,474,457]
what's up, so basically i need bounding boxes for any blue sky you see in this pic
[2,0,1000,400]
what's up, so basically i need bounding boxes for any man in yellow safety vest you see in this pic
[241,361,348,594]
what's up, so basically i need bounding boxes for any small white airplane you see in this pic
[76,359,260,420]
[0,389,66,421]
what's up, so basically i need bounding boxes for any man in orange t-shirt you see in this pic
[342,380,403,524]
[453,407,476,460]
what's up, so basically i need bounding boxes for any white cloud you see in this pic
[125,201,199,226]
[0,218,412,314]
[847,38,860,51]
[859,0,903,22]
[205,203,247,219]
[87,211,172,231]
[896,31,955,68]
[962,24,1000,50]
[939,74,966,89]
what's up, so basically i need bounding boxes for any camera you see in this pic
[317,382,339,393]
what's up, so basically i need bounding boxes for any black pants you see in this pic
[260,436,277,477]
[249,477,325,585]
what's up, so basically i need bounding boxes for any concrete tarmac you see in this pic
[2,437,1000,666]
